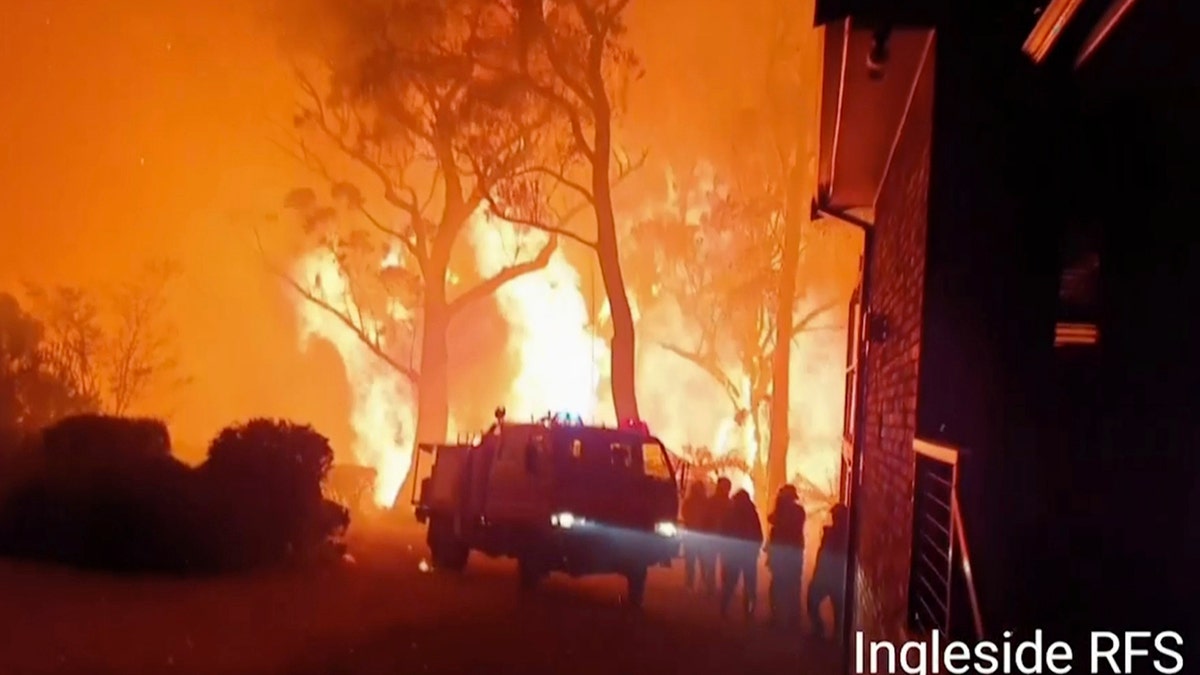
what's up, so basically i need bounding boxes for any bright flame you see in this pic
[470,213,608,422]
[289,162,855,510]
[293,249,415,508]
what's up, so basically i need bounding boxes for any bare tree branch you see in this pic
[791,299,841,338]
[513,164,595,204]
[254,228,418,385]
[448,235,558,315]
[655,342,741,411]
[486,202,598,249]
[295,72,433,251]
[276,133,426,268]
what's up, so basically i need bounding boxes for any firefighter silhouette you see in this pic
[766,484,806,628]
[809,503,848,639]
[718,489,762,618]
[680,480,709,591]
[699,477,732,595]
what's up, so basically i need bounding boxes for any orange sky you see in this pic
[0,0,353,457]
[0,0,840,462]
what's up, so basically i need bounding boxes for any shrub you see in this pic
[0,415,199,573]
[0,415,350,575]
[199,418,347,571]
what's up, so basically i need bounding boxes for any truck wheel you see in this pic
[431,540,469,571]
[624,565,648,608]
[517,556,546,592]
[428,516,469,572]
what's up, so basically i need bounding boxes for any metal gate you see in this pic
[907,438,984,639]
[908,439,959,635]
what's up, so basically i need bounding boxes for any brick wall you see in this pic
[851,39,935,644]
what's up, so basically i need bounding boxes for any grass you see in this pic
[0,518,841,675]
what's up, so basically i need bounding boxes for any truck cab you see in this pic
[414,411,680,606]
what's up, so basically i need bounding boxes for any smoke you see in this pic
[2,0,854,491]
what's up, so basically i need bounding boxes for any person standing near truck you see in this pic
[809,503,848,639]
[680,480,709,591]
[766,484,806,629]
[718,489,763,619]
[698,477,732,596]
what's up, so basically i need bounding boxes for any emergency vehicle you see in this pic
[413,408,681,606]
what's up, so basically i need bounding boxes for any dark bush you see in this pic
[198,418,347,571]
[41,414,171,462]
[0,415,349,575]
[0,415,200,572]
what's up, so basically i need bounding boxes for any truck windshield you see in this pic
[641,441,672,481]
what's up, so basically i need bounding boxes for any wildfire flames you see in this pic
[290,178,847,508]
[294,249,417,508]
[469,216,609,424]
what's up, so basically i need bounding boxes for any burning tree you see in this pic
[626,169,837,503]
[756,0,827,506]
[275,0,570,504]
[674,444,751,487]
[635,0,829,503]
[487,0,646,422]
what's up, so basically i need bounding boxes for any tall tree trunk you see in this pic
[393,288,450,510]
[750,392,772,514]
[593,116,640,422]
[766,13,821,505]
[767,207,803,503]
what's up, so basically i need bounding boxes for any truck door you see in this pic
[484,425,551,523]
[636,439,679,524]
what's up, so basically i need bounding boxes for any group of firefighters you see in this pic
[679,477,848,636]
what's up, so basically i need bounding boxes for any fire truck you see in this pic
[413,408,681,606]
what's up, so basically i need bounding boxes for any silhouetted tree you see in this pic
[105,261,189,416]
[626,170,838,500]
[628,0,833,503]
[273,0,566,504]
[757,0,826,504]
[0,293,96,431]
[490,0,646,422]
[24,261,189,418]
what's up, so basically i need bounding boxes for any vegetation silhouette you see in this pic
[0,416,348,575]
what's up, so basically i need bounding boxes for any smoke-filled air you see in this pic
[0,0,871,670]
[1,0,860,510]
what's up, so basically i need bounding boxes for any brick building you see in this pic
[812,0,1199,657]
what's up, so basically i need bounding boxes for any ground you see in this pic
[0,519,840,675]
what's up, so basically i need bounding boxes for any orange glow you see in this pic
[294,249,417,507]
[1054,322,1099,346]
[469,214,609,424]
[1023,0,1087,63]
[3,0,852,502]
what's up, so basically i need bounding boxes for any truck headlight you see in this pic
[654,521,679,538]
[551,511,585,529]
